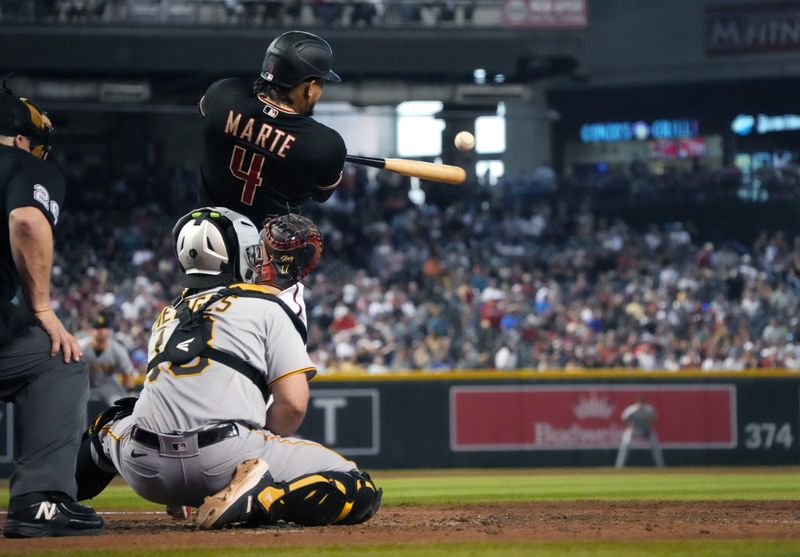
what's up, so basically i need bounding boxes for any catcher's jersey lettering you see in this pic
[135,286,316,433]
[199,78,346,222]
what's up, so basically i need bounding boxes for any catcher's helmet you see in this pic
[259,214,323,289]
[260,31,341,89]
[173,207,263,289]
[0,92,53,160]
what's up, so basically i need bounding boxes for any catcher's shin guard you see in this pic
[331,471,382,525]
[257,470,382,526]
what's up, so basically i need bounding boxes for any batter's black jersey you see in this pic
[0,144,64,302]
[199,78,346,223]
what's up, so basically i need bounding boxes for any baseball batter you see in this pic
[76,208,381,528]
[198,30,346,224]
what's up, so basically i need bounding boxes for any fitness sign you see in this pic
[450,385,736,451]
[294,388,380,457]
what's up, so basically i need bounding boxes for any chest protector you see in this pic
[147,286,307,398]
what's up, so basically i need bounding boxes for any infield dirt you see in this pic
[1,500,799,552]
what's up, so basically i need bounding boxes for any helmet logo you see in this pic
[263,71,274,82]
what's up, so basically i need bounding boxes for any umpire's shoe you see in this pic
[195,459,271,529]
[3,492,104,538]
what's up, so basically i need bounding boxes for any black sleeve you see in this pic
[200,78,243,120]
[4,158,65,227]
[311,129,346,202]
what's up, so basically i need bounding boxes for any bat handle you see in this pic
[345,155,386,169]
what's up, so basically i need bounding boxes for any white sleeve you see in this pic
[278,283,307,328]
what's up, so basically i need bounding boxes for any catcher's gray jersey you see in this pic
[134,284,316,433]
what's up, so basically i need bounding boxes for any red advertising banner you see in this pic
[503,0,588,29]
[706,2,800,55]
[451,385,736,451]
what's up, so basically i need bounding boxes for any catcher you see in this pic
[75,208,381,528]
[198,30,346,224]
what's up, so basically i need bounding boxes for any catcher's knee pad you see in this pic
[84,397,137,469]
[75,437,116,501]
[256,470,381,526]
[86,396,138,441]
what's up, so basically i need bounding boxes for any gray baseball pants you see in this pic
[97,416,357,507]
[615,426,665,468]
[0,326,89,499]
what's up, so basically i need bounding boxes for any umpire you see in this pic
[0,90,103,537]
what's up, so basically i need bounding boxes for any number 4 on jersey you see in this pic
[229,145,265,205]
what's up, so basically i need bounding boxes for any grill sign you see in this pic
[451,385,736,451]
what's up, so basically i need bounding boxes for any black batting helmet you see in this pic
[258,214,323,289]
[0,92,53,160]
[260,31,341,89]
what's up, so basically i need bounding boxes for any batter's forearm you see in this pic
[265,401,306,437]
[9,208,54,313]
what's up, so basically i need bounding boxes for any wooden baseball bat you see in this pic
[346,155,466,185]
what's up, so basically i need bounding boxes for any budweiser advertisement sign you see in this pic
[450,385,736,451]
[706,2,800,55]
[503,0,588,29]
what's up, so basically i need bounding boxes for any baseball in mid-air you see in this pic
[454,130,475,152]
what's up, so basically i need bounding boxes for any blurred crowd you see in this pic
[41,157,800,378]
[0,0,480,26]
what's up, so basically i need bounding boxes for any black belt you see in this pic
[130,423,239,450]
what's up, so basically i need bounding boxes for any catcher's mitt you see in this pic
[258,214,323,289]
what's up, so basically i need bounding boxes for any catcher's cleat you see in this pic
[195,459,271,529]
[165,505,193,521]
[3,493,104,538]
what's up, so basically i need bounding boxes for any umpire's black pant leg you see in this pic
[0,326,89,500]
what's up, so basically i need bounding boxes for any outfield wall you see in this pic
[292,370,800,468]
[1,370,798,477]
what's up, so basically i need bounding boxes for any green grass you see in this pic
[4,540,800,557]
[372,471,800,504]
[3,469,793,509]
[1,469,798,557]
